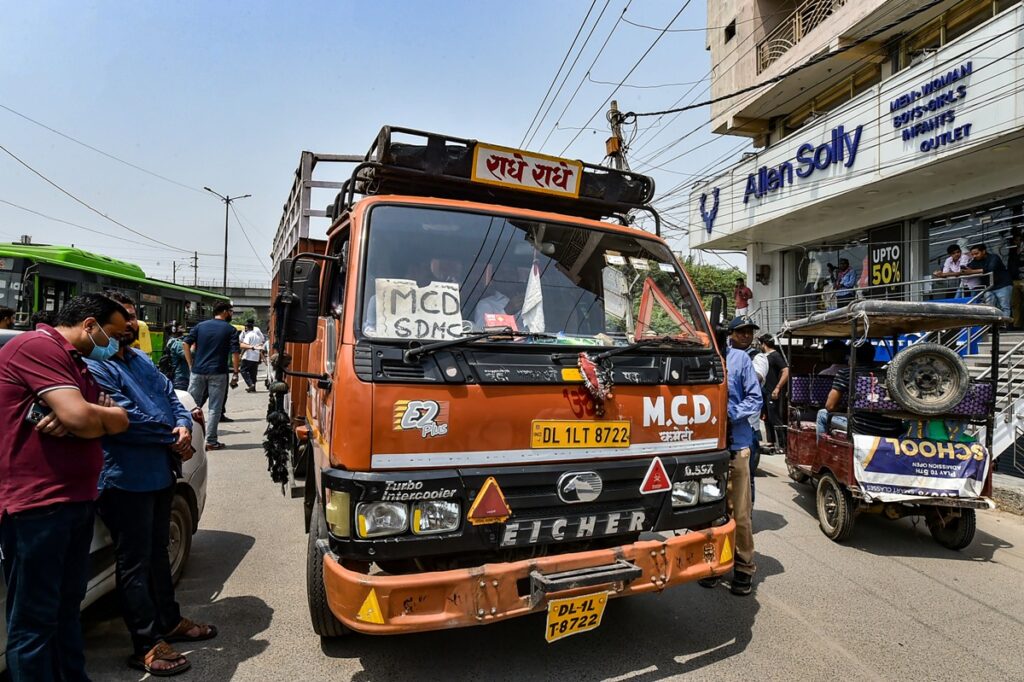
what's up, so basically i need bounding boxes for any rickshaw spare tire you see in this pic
[884,342,969,416]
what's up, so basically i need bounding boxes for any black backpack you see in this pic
[158,341,176,381]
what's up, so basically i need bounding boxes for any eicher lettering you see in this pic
[743,125,863,204]
[501,510,647,547]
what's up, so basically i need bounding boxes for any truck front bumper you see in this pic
[322,518,735,634]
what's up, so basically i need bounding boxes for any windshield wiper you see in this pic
[591,335,706,361]
[403,327,556,363]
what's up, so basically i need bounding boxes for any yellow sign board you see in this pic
[471,143,583,198]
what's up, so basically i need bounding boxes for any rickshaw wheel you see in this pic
[816,474,855,541]
[926,507,976,550]
[885,342,969,415]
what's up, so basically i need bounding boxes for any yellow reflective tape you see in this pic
[357,589,385,624]
[561,368,583,382]
[720,536,733,564]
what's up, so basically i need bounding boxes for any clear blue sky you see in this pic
[0,1,748,284]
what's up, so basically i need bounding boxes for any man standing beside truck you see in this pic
[183,302,240,450]
[702,316,762,595]
[0,293,130,681]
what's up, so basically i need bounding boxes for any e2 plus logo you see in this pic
[642,395,713,428]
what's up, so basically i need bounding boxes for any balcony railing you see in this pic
[757,0,850,74]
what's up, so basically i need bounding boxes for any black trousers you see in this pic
[97,485,181,655]
[240,359,260,388]
[763,396,786,446]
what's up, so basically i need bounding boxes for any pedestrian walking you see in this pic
[183,302,240,450]
[0,293,130,681]
[733,278,753,316]
[85,294,216,677]
[700,316,762,596]
[239,319,265,392]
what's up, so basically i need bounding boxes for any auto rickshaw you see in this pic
[779,300,1002,549]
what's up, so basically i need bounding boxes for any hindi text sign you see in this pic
[472,143,583,198]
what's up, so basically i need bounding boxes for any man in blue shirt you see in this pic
[702,315,763,596]
[85,294,217,676]
[183,301,240,450]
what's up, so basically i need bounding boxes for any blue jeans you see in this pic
[188,373,228,444]
[816,408,848,439]
[1,501,95,682]
[985,285,1012,319]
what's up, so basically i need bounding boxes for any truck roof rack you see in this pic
[328,126,661,233]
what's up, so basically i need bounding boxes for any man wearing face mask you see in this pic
[0,293,130,681]
[84,293,215,677]
[182,302,240,450]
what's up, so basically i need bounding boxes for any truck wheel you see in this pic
[927,508,976,550]
[816,474,855,541]
[885,342,969,415]
[307,499,350,638]
[169,492,193,585]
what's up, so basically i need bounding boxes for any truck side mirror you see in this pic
[709,296,723,331]
[281,258,322,343]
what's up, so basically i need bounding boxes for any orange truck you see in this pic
[266,127,735,642]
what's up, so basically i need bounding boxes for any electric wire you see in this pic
[0,142,200,254]
[229,204,272,276]
[520,0,600,148]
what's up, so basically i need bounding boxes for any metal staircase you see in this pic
[969,332,1024,477]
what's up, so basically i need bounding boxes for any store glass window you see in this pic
[788,237,869,317]
[926,198,1024,298]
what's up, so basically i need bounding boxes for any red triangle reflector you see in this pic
[640,457,671,495]
[467,477,511,525]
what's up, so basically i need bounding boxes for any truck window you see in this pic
[359,205,709,346]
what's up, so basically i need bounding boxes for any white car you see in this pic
[0,329,208,672]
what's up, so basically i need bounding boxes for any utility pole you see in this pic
[606,100,630,172]
[204,187,251,290]
[191,251,198,287]
[172,260,179,284]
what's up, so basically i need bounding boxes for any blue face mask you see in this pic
[87,326,120,361]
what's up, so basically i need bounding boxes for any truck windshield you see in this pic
[360,205,710,348]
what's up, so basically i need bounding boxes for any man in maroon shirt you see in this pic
[0,293,130,681]
[734,277,753,316]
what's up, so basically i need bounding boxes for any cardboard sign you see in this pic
[375,279,464,341]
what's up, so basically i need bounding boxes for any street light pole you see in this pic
[204,187,252,291]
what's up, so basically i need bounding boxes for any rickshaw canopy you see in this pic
[779,300,1004,338]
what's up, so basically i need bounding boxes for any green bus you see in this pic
[0,243,230,358]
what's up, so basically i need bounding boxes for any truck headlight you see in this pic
[356,501,408,538]
[411,500,461,535]
[672,480,699,507]
[700,477,724,502]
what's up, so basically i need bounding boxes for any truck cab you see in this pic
[269,127,735,641]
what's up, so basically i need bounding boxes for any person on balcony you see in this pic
[832,258,857,308]
[962,243,1012,321]
[933,243,983,299]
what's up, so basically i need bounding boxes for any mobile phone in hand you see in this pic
[25,402,52,425]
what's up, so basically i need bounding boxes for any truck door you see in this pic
[312,228,350,451]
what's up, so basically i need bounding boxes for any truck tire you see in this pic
[816,474,855,542]
[885,342,969,415]
[169,492,194,585]
[307,499,350,638]
[927,507,976,550]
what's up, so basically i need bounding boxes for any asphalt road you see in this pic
[81,388,1024,681]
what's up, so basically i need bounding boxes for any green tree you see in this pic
[679,256,745,315]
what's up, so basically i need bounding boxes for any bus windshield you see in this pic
[359,205,710,348]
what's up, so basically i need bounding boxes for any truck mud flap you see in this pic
[529,560,642,608]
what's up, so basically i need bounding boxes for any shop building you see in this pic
[690,0,1024,329]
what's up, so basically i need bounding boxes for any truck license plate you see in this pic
[531,420,630,449]
[545,593,608,643]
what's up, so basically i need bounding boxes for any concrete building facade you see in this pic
[690,0,1024,330]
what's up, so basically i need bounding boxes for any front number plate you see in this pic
[531,420,631,449]
[545,593,608,643]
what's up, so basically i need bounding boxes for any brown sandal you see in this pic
[127,641,191,677]
[164,616,218,643]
